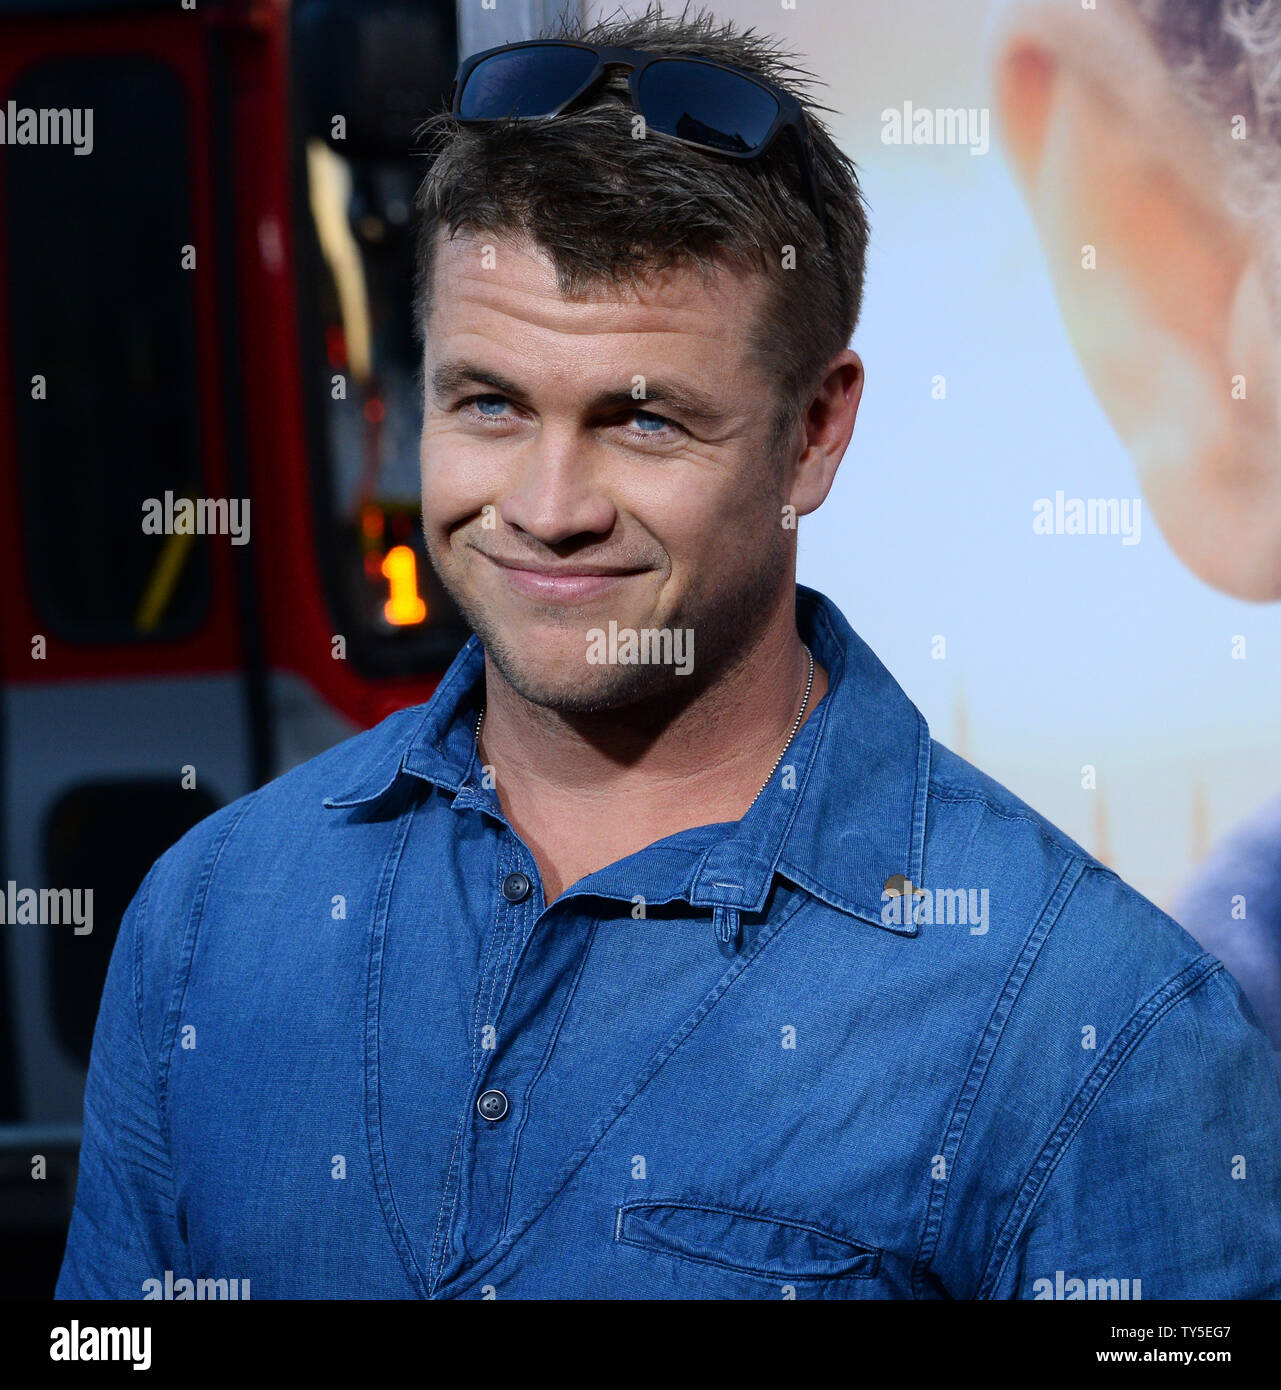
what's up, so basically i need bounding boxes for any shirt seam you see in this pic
[501,920,603,1233]
[363,789,434,1298]
[976,952,1225,1298]
[128,862,186,1265]
[129,865,156,1074]
[910,850,1085,1297]
[927,783,1104,870]
[472,845,509,1073]
[154,796,258,1145]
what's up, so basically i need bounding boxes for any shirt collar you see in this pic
[323,585,930,936]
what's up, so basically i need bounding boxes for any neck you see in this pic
[477,597,829,820]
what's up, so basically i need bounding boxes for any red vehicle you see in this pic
[0,0,469,1292]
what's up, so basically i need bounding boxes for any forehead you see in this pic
[425,228,769,374]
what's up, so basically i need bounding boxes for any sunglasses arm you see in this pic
[786,123,836,254]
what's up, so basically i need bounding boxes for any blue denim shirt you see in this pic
[57,586,1281,1299]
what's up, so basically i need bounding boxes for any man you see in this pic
[58,9,1281,1300]
[991,0,1281,1066]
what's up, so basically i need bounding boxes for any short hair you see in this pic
[1128,0,1281,322]
[412,3,871,460]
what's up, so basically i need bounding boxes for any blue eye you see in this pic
[473,395,509,417]
[630,411,671,433]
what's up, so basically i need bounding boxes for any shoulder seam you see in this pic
[927,783,1096,868]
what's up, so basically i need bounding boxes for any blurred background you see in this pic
[2,0,1278,1294]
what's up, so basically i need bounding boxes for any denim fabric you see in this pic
[57,586,1281,1299]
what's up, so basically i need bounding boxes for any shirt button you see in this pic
[501,871,531,903]
[476,1089,509,1122]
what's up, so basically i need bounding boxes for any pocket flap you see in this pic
[616,1202,881,1280]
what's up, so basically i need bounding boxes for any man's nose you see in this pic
[498,430,616,544]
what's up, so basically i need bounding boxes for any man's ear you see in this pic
[990,0,1281,600]
[788,350,864,519]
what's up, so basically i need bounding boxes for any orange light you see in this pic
[380,545,427,626]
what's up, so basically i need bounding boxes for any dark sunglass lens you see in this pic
[458,45,599,120]
[637,60,779,153]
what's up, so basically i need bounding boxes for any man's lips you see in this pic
[478,550,649,604]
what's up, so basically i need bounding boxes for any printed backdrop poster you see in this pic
[583,1,1281,922]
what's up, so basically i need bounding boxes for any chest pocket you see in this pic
[616,1201,881,1284]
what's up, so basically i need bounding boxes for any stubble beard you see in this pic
[426,522,793,718]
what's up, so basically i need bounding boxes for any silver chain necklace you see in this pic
[474,643,815,808]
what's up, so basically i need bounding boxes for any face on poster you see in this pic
[582,0,1281,909]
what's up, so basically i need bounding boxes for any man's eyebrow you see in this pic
[429,360,726,423]
[430,361,525,401]
[588,381,725,423]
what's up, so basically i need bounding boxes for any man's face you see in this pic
[419,229,794,712]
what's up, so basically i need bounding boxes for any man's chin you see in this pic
[490,655,672,715]
[456,593,690,712]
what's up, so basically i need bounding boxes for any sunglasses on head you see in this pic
[450,40,834,248]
